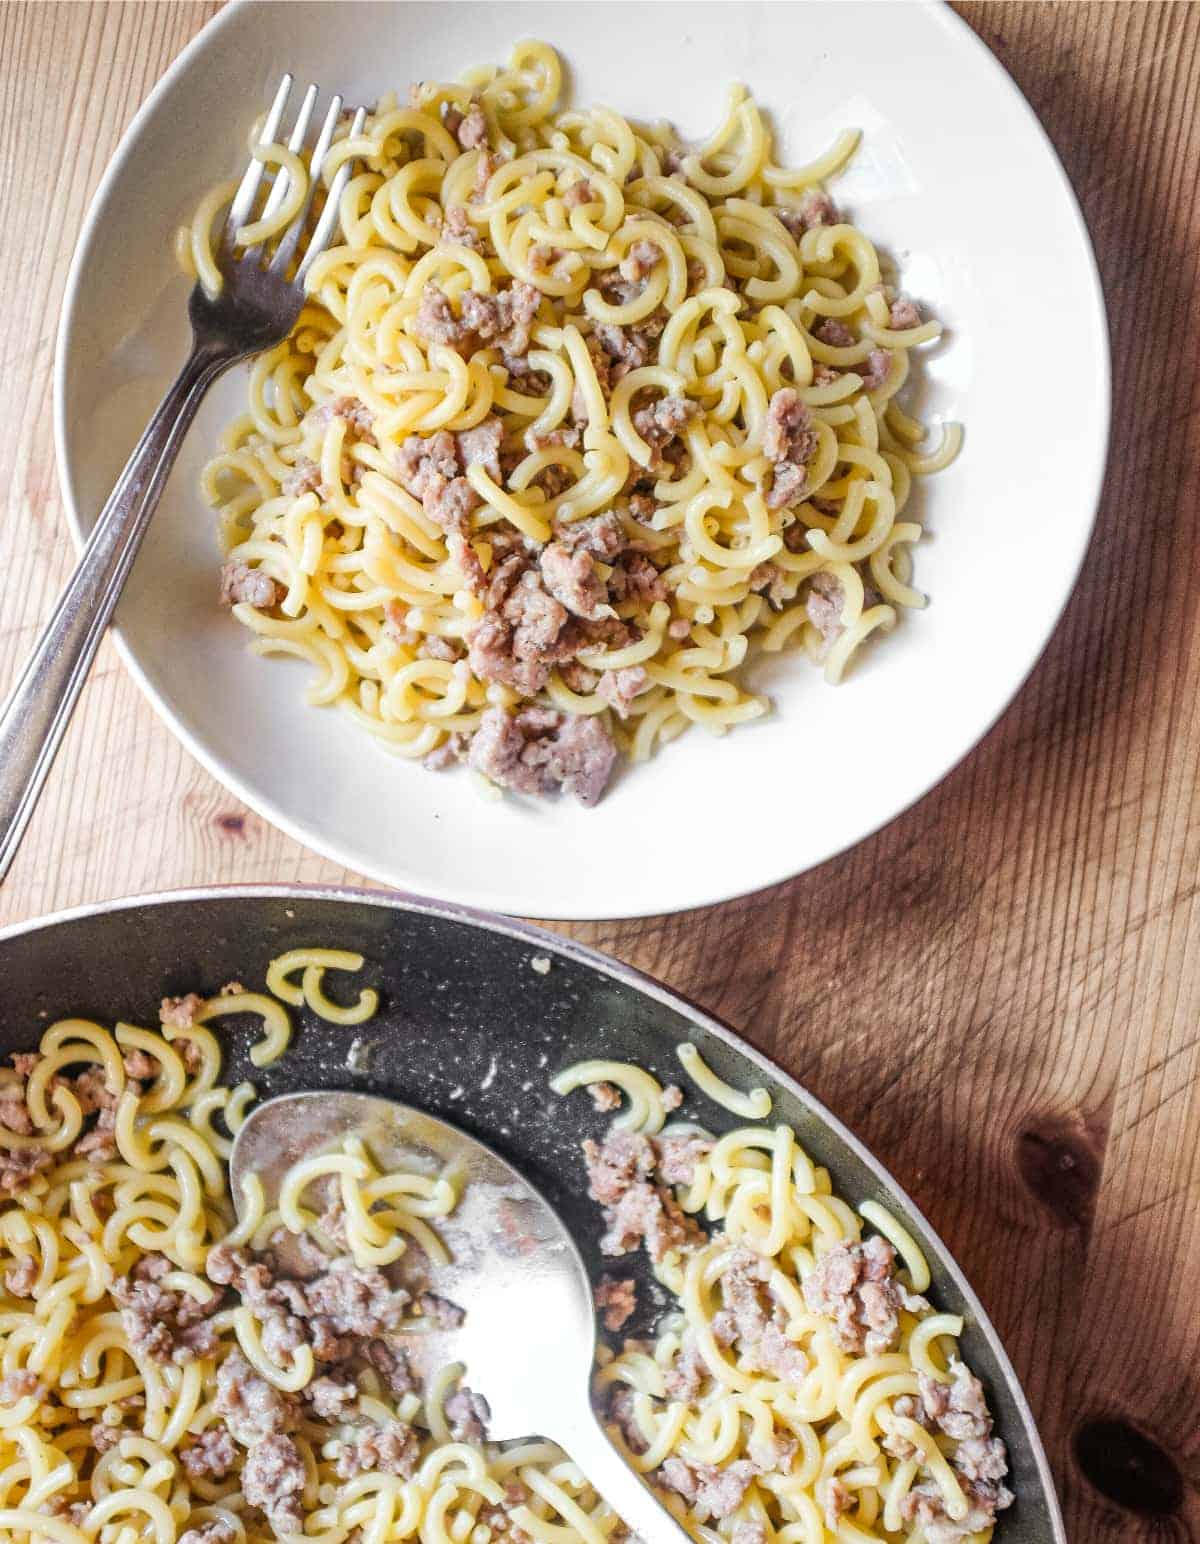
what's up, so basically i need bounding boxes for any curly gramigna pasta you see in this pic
[181,40,959,806]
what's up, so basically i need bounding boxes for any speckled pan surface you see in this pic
[0,887,1063,1541]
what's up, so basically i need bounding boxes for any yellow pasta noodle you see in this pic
[675,1041,772,1119]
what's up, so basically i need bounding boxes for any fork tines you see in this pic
[225,75,367,283]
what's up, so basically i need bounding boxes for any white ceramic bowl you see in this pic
[55,0,1109,920]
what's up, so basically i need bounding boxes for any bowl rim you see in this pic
[0,878,1066,1541]
[51,0,1112,921]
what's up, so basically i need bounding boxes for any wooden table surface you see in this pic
[2,2,1197,1536]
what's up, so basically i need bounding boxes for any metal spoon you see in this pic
[230,1090,693,1544]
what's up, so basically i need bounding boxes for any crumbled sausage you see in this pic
[91,1422,120,1455]
[396,428,478,536]
[241,1433,305,1533]
[654,1134,711,1186]
[122,1049,158,1081]
[657,1457,758,1520]
[415,284,467,347]
[858,348,893,391]
[804,570,845,645]
[749,561,790,609]
[814,319,855,348]
[474,148,499,200]
[632,395,699,468]
[584,1131,656,1204]
[111,1252,221,1366]
[443,204,482,250]
[824,1476,854,1532]
[0,1080,33,1135]
[718,1247,808,1387]
[161,993,205,1029]
[899,1479,1014,1543]
[75,1127,117,1162]
[802,1236,927,1357]
[762,388,817,509]
[312,394,377,445]
[883,1392,927,1459]
[181,1427,238,1480]
[608,552,667,605]
[582,1131,706,1261]
[282,458,323,498]
[554,662,597,698]
[0,1369,42,1402]
[213,1349,300,1444]
[589,1081,622,1111]
[890,297,922,329]
[749,1426,798,1473]
[446,98,488,150]
[207,1243,410,1370]
[525,423,582,454]
[595,1275,637,1331]
[563,179,595,209]
[774,189,837,236]
[417,282,540,358]
[918,1360,992,1442]
[620,240,661,283]
[362,1337,416,1397]
[5,1255,37,1296]
[466,578,573,696]
[539,542,611,621]
[423,734,469,772]
[303,1258,414,1337]
[555,511,627,561]
[955,1436,1011,1486]
[178,1521,236,1544]
[445,1387,490,1442]
[305,1373,359,1420]
[467,282,541,355]
[456,420,504,482]
[606,1384,649,1454]
[528,243,564,276]
[664,1335,707,1401]
[219,561,281,609]
[417,1292,466,1329]
[418,635,461,663]
[467,706,618,807]
[336,1420,420,1478]
[592,318,664,379]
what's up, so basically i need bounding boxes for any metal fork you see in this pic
[0,79,365,883]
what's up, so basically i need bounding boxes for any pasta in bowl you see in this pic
[185,39,957,809]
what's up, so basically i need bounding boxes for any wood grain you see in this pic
[1,2,1198,1534]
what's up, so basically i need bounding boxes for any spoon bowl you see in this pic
[231,1089,693,1543]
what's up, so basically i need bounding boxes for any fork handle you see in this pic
[556,1406,697,1544]
[0,340,229,883]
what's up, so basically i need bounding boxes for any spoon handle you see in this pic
[558,1408,697,1544]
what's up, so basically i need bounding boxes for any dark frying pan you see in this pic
[0,885,1064,1542]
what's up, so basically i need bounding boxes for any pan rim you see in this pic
[0,882,1065,1540]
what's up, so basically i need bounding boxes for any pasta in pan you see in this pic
[0,960,1010,1544]
[183,40,959,807]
